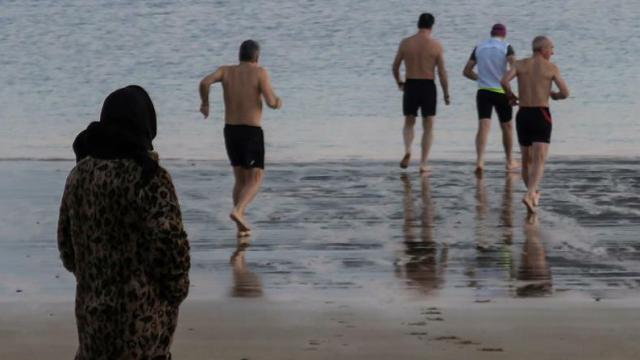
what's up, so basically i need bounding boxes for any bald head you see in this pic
[532,36,555,59]
[532,36,552,53]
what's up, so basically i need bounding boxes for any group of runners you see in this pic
[198,12,570,237]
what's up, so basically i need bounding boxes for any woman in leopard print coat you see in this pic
[58,86,190,360]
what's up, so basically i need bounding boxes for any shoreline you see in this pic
[1,154,640,163]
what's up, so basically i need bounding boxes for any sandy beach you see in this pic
[2,298,640,360]
[1,158,639,359]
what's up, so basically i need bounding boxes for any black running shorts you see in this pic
[224,124,265,169]
[403,79,437,117]
[515,107,552,146]
[476,89,513,123]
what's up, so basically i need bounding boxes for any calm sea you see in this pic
[2,0,639,161]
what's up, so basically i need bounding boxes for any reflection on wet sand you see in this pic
[470,175,516,283]
[396,174,448,295]
[500,174,516,245]
[470,173,553,297]
[516,215,553,297]
[230,245,263,298]
[467,174,523,296]
[474,176,490,251]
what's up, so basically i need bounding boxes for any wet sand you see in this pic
[1,158,639,358]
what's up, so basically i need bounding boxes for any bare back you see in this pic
[399,34,443,79]
[221,64,264,126]
[515,57,558,107]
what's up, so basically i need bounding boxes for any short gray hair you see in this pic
[532,36,550,52]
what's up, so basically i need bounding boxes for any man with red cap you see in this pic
[464,24,519,177]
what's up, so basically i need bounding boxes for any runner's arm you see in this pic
[436,49,450,104]
[392,42,404,89]
[259,69,282,109]
[551,67,570,100]
[463,59,477,81]
[506,45,516,68]
[463,48,478,81]
[500,66,518,104]
[199,67,224,118]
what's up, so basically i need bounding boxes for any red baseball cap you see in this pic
[491,23,507,37]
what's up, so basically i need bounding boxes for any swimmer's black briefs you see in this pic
[476,89,512,122]
[403,79,437,117]
[515,107,552,146]
[224,124,265,169]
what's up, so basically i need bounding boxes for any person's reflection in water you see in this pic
[474,176,490,250]
[469,174,517,293]
[516,214,552,297]
[500,174,518,245]
[397,174,447,295]
[230,244,263,298]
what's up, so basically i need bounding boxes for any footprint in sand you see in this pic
[434,336,459,341]
[456,340,480,346]
[408,321,427,326]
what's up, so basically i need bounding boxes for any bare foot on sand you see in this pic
[506,160,521,173]
[237,230,252,238]
[522,194,537,214]
[419,165,431,174]
[533,190,541,207]
[474,166,483,178]
[230,210,251,232]
[400,153,411,169]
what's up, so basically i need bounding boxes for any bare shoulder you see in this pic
[257,66,270,78]
[434,38,445,54]
[514,58,529,71]
[398,36,410,49]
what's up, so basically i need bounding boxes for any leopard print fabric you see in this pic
[57,157,190,360]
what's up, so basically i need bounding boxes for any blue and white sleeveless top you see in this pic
[470,38,515,93]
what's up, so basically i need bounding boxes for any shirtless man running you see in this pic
[393,12,450,173]
[199,40,282,236]
[501,36,569,213]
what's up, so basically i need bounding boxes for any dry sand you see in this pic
[2,298,639,359]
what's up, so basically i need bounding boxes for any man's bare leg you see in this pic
[230,167,250,236]
[401,116,416,168]
[419,116,434,173]
[232,167,243,206]
[475,118,491,176]
[230,168,264,232]
[238,168,264,214]
[524,142,549,212]
[520,146,532,188]
[520,145,535,213]
[500,121,520,172]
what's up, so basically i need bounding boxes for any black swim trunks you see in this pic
[403,79,437,117]
[476,89,512,122]
[224,124,265,169]
[515,107,552,146]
